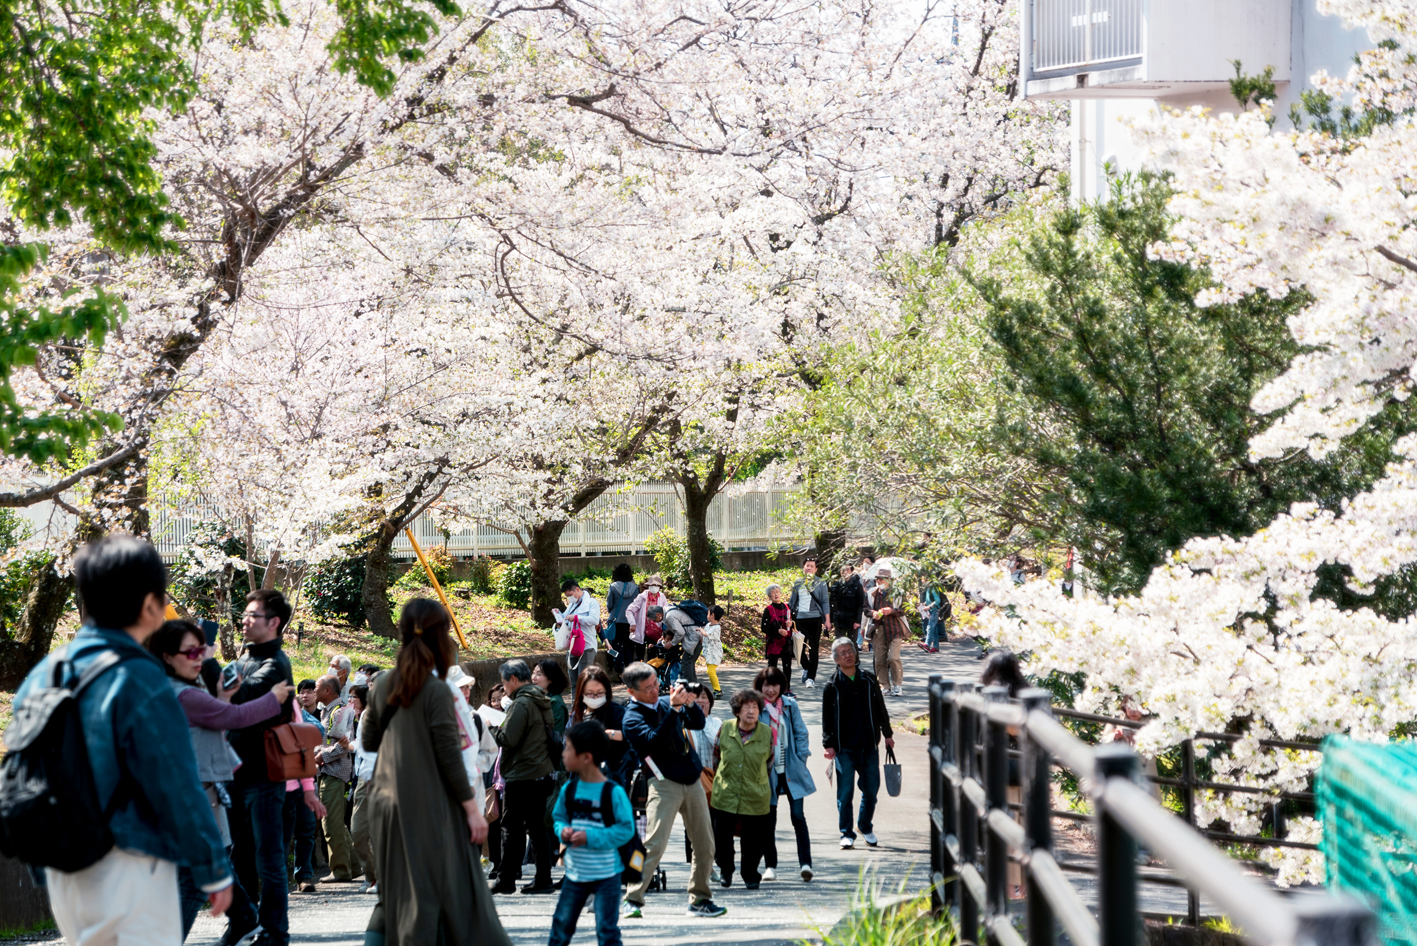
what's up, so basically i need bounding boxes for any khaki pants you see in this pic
[349,778,375,884]
[873,637,903,688]
[319,774,355,880]
[47,848,181,946]
[627,778,714,906]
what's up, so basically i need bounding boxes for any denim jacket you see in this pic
[13,626,231,891]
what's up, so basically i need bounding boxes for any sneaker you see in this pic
[762,867,777,881]
[744,881,761,890]
[687,899,727,918]
[863,832,879,846]
[216,920,260,946]
[623,901,643,919]
[805,678,816,689]
[713,689,723,699]
[801,865,814,882]
[298,881,317,894]
[892,686,902,696]
[840,836,855,849]
[367,884,378,895]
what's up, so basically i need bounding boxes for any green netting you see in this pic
[1318,736,1417,946]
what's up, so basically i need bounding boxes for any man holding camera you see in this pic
[620,663,726,919]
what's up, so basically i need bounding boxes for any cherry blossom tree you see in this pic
[958,1,1417,885]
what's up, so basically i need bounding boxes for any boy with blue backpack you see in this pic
[550,721,638,946]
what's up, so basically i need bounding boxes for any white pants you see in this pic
[46,848,180,946]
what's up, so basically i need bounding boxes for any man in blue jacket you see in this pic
[13,535,233,944]
[620,662,725,920]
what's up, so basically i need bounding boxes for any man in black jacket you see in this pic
[226,589,325,946]
[830,563,865,645]
[620,662,726,919]
[821,637,894,851]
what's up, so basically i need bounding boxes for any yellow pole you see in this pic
[404,526,469,650]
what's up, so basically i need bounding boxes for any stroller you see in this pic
[642,619,681,692]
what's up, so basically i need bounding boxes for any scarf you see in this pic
[763,698,786,769]
[766,602,790,627]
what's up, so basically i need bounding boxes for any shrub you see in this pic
[466,554,497,594]
[395,545,453,590]
[643,527,724,591]
[447,580,475,600]
[303,555,368,626]
[495,560,533,610]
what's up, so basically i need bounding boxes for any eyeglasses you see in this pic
[243,611,272,621]
[178,646,206,661]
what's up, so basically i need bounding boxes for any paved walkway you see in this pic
[185,643,974,946]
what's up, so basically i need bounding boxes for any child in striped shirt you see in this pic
[550,721,635,946]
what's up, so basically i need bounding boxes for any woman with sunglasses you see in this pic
[147,619,295,940]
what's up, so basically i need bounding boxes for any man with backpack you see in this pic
[660,600,707,684]
[6,535,233,944]
[549,721,636,946]
[490,659,556,895]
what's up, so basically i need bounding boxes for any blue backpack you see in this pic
[674,599,710,627]
[564,776,647,883]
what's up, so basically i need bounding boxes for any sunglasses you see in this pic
[177,646,207,661]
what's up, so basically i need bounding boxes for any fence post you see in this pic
[982,685,1010,930]
[1020,687,1055,946]
[1181,738,1199,925]
[957,685,980,944]
[934,678,959,915]
[1096,743,1140,946]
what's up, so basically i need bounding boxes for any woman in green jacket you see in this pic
[711,688,774,889]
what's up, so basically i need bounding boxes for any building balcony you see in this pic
[1022,0,1292,101]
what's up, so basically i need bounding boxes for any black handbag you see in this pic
[883,746,903,797]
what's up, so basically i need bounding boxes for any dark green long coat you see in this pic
[363,669,512,946]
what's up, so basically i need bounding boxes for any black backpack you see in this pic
[0,648,137,871]
[674,600,709,628]
[564,775,647,883]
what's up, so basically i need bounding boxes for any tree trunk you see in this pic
[0,562,73,689]
[681,481,716,604]
[529,520,568,627]
[814,528,848,574]
[363,523,397,639]
[214,563,237,660]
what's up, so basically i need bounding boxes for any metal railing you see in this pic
[1051,706,1324,925]
[927,676,1376,946]
[1031,0,1143,74]
[131,481,803,562]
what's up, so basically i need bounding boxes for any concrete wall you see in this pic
[1067,0,1374,203]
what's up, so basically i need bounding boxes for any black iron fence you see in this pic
[927,676,1375,946]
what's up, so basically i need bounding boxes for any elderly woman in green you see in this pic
[710,688,774,890]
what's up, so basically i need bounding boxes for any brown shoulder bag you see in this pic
[264,721,323,781]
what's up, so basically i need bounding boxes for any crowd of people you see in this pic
[7,538,941,946]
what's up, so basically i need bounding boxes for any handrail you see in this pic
[926,675,1375,946]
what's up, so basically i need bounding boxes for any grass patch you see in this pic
[810,886,959,946]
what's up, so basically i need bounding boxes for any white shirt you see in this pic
[554,591,601,652]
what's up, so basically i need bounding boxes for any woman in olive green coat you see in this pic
[711,688,774,889]
[363,599,512,946]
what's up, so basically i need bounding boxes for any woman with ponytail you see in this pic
[361,598,511,946]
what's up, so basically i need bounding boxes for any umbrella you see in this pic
[862,556,914,582]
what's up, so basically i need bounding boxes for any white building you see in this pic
[1019,0,1374,201]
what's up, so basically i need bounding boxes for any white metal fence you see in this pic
[1032,0,1142,73]
[142,481,804,562]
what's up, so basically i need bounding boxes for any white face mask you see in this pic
[501,696,513,710]
[352,672,368,686]
[583,695,607,710]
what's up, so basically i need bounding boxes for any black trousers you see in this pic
[767,650,794,693]
[613,622,634,669]
[797,617,824,682]
[712,808,770,885]
[499,777,554,886]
